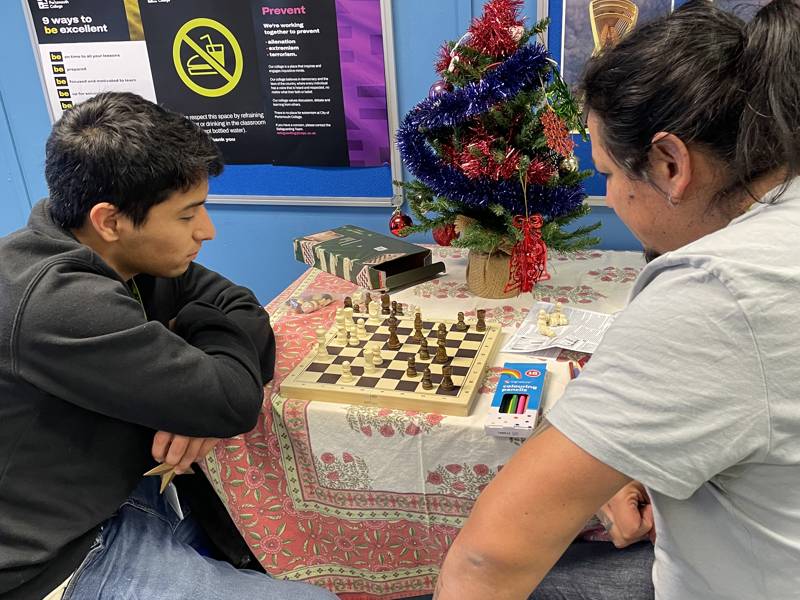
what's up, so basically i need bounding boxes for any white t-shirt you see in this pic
[548,178,800,599]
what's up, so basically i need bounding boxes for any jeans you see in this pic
[529,540,655,600]
[62,477,339,600]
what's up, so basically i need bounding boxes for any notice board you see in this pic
[24,0,401,206]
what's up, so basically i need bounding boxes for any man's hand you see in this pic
[596,481,655,548]
[151,431,219,474]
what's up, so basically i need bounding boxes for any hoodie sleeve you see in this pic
[13,260,264,438]
[168,262,276,385]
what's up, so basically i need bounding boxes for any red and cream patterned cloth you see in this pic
[202,247,645,599]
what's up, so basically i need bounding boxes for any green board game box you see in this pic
[293,225,446,291]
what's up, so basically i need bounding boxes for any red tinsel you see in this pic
[435,43,453,76]
[468,0,525,59]
[505,214,551,294]
[526,159,556,185]
[540,110,575,158]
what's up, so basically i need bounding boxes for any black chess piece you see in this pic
[476,309,486,332]
[381,293,391,315]
[419,337,430,360]
[454,311,468,331]
[406,357,417,377]
[421,368,433,390]
[433,338,449,364]
[440,365,454,391]
[343,296,353,309]
[387,324,402,350]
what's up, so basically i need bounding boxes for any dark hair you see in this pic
[580,0,800,200]
[46,92,223,228]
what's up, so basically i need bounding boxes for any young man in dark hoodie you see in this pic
[0,92,338,600]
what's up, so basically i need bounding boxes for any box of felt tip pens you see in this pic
[484,362,547,438]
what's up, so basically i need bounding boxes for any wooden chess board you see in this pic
[280,313,502,416]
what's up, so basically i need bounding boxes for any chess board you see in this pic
[280,314,502,416]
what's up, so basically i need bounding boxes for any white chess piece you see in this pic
[348,331,359,346]
[363,348,374,374]
[316,327,328,356]
[356,318,368,341]
[335,324,347,345]
[368,301,380,324]
[341,361,353,382]
[343,307,355,330]
[371,344,383,366]
[538,309,550,326]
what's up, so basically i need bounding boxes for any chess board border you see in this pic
[279,315,502,416]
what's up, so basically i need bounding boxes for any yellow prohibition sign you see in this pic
[173,18,243,98]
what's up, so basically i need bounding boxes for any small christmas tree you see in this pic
[397,0,599,294]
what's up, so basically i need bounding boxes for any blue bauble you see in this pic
[428,80,453,99]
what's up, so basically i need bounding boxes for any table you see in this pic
[203,247,645,599]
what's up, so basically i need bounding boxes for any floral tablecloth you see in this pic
[203,247,645,599]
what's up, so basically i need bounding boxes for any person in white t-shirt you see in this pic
[433,0,800,599]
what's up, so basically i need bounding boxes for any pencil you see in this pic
[569,361,577,380]
[516,394,527,414]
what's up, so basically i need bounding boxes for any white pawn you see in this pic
[356,318,368,341]
[363,348,375,374]
[348,330,359,346]
[341,360,353,382]
[538,308,550,326]
[343,307,355,328]
[315,327,328,356]
[371,344,383,367]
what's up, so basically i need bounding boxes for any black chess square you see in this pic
[451,366,469,377]
[436,385,460,396]
[372,333,389,342]
[396,380,420,392]
[318,373,340,384]
[394,351,415,361]
[332,356,349,365]
[455,348,477,358]
[397,327,412,336]
[465,333,483,342]
[445,339,460,348]
[383,369,404,380]
[327,345,345,355]
[356,376,379,387]
[307,362,329,372]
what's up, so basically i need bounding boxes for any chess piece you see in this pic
[406,356,418,377]
[409,320,423,343]
[554,302,568,326]
[396,303,404,316]
[440,365,454,391]
[391,300,398,316]
[348,331,359,346]
[381,293,391,314]
[372,344,384,367]
[341,361,354,382]
[538,309,550,326]
[363,348,375,373]
[343,296,353,309]
[419,336,430,360]
[433,338,449,364]
[387,311,398,329]
[335,323,347,345]
[364,292,372,311]
[387,323,402,350]
[352,304,360,314]
[368,301,381,324]
[421,367,433,390]
[343,307,355,331]
[476,309,486,332]
[316,327,328,356]
[454,311,468,331]
[356,318,368,341]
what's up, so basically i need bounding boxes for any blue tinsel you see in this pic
[397,43,586,219]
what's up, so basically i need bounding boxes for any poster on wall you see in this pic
[25,0,391,168]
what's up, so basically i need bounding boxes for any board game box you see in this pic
[293,225,446,291]
[280,307,501,416]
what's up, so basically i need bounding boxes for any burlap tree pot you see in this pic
[465,250,520,299]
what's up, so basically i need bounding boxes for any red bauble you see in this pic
[432,223,459,246]
[389,210,413,237]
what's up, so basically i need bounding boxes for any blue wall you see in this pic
[0,0,639,304]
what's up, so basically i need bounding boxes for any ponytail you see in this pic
[737,0,800,183]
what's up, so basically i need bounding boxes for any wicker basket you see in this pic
[465,250,520,299]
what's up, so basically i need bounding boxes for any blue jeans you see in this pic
[530,540,655,600]
[62,477,339,600]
